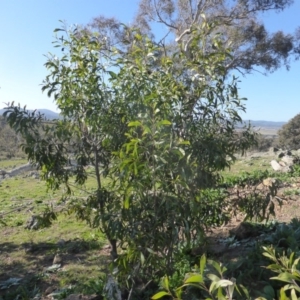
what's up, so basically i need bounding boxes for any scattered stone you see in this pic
[271,160,291,172]
[0,277,22,289]
[263,177,279,187]
[57,239,66,248]
[0,170,6,176]
[103,275,122,300]
[45,264,61,273]
[25,215,41,230]
[53,253,63,265]
[282,155,294,166]
[271,160,282,171]
[44,286,56,295]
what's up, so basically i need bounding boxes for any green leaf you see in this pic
[263,285,275,298]
[217,287,226,300]
[178,140,190,145]
[108,71,117,79]
[280,287,289,300]
[184,274,204,284]
[215,279,233,288]
[128,121,142,127]
[271,272,299,283]
[162,276,169,290]
[124,197,130,209]
[209,280,217,293]
[266,264,282,271]
[291,288,298,300]
[158,120,172,126]
[151,291,170,299]
[200,254,206,276]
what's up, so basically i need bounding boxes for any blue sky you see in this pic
[0,0,299,122]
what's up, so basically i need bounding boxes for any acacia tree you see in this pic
[4,20,256,286]
[88,0,300,75]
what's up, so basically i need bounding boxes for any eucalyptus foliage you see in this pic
[4,20,256,282]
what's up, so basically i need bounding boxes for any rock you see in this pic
[25,215,41,230]
[0,170,6,176]
[278,152,285,158]
[103,275,122,300]
[57,239,66,248]
[271,160,291,172]
[279,161,286,167]
[53,253,63,265]
[271,160,282,171]
[263,178,279,187]
[44,286,56,295]
[9,163,35,177]
[281,155,294,166]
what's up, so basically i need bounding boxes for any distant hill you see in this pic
[243,120,286,129]
[238,120,287,136]
[0,109,287,130]
[0,108,60,120]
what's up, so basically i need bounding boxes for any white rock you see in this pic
[271,160,282,171]
[282,156,294,166]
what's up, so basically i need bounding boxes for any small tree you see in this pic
[278,113,300,150]
[4,20,256,286]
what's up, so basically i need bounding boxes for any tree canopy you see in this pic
[4,17,257,284]
[88,0,300,75]
[278,113,300,149]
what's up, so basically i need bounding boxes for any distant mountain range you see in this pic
[0,108,287,129]
[242,120,286,129]
[0,108,60,120]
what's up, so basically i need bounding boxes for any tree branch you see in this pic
[153,0,178,30]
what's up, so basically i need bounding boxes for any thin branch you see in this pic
[192,0,203,25]
[153,0,178,30]
[156,29,172,47]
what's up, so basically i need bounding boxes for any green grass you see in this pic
[221,154,274,178]
[0,168,109,299]
[0,159,28,170]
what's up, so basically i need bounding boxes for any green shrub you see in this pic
[278,114,300,150]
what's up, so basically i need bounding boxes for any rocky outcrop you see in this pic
[270,150,296,172]
[0,163,36,180]
[9,163,35,177]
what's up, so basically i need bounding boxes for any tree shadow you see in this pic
[0,238,108,299]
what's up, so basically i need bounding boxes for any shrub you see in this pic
[278,113,300,150]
